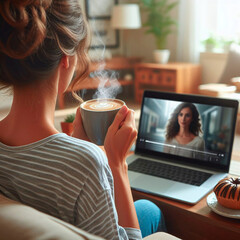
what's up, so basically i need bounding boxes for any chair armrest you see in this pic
[143,232,181,240]
[0,194,103,240]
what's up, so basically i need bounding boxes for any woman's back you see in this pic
[0,1,165,239]
[0,133,128,238]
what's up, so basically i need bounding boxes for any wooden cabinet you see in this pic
[58,57,141,109]
[134,62,201,103]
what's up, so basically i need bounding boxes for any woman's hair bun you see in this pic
[0,0,52,59]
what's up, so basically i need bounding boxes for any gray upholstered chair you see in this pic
[0,194,180,240]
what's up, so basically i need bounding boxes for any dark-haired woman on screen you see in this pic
[164,103,205,158]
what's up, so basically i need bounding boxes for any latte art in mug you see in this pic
[82,99,124,111]
[80,98,125,145]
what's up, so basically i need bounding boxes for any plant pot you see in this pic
[61,122,73,136]
[153,49,170,64]
[205,44,215,52]
[222,44,231,53]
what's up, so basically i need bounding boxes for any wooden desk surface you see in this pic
[132,189,240,240]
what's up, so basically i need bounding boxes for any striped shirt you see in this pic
[0,133,142,240]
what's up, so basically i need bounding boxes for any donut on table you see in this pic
[213,177,240,210]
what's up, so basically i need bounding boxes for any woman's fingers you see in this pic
[72,108,82,130]
[120,110,138,150]
[123,109,137,128]
[104,108,137,160]
[72,107,89,141]
[73,108,81,124]
[109,105,129,133]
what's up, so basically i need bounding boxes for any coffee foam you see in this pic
[82,99,123,111]
[89,102,116,110]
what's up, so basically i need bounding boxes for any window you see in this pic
[199,0,240,41]
[177,0,240,62]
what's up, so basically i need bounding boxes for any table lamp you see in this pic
[111,4,141,56]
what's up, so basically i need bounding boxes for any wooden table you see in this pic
[132,188,240,239]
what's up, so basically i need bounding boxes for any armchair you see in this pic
[0,194,180,240]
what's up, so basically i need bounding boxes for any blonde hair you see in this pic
[0,0,90,101]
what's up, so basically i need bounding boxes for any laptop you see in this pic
[127,90,239,204]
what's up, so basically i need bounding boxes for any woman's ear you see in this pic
[58,55,77,94]
[61,55,70,69]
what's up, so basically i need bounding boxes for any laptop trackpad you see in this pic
[129,172,209,203]
[129,172,178,193]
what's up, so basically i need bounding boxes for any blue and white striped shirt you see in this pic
[0,133,141,240]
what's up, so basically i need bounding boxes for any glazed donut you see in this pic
[213,177,240,209]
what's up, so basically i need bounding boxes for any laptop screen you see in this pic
[136,91,239,171]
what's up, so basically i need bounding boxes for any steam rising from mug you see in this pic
[92,62,122,100]
[87,18,122,100]
[79,17,125,146]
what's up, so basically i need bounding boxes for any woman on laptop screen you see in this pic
[164,102,205,158]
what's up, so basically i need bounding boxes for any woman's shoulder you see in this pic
[50,134,111,186]
[53,133,97,148]
[193,135,204,141]
[165,138,177,144]
[42,133,108,172]
[191,135,204,146]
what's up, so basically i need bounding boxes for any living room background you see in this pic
[1,0,240,108]
[80,0,240,63]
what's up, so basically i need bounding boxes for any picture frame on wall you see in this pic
[88,19,119,49]
[85,0,118,19]
[85,0,119,49]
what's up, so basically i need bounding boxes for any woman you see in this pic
[0,0,165,239]
[164,102,205,158]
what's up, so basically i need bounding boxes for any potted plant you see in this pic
[139,0,178,64]
[202,36,218,52]
[60,113,75,136]
[219,38,234,52]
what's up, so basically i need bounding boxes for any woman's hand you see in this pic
[104,105,137,168]
[71,107,90,141]
[104,105,139,229]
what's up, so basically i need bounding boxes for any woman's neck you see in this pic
[178,127,191,137]
[0,77,59,146]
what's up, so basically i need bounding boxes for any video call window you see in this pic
[138,98,236,165]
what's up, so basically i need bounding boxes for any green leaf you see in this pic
[139,0,178,48]
[64,113,75,123]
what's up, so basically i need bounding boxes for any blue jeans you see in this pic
[134,199,167,238]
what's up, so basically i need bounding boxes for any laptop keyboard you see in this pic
[128,158,212,186]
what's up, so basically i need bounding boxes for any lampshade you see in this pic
[111,4,142,29]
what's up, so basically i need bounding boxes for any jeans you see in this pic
[134,199,167,238]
